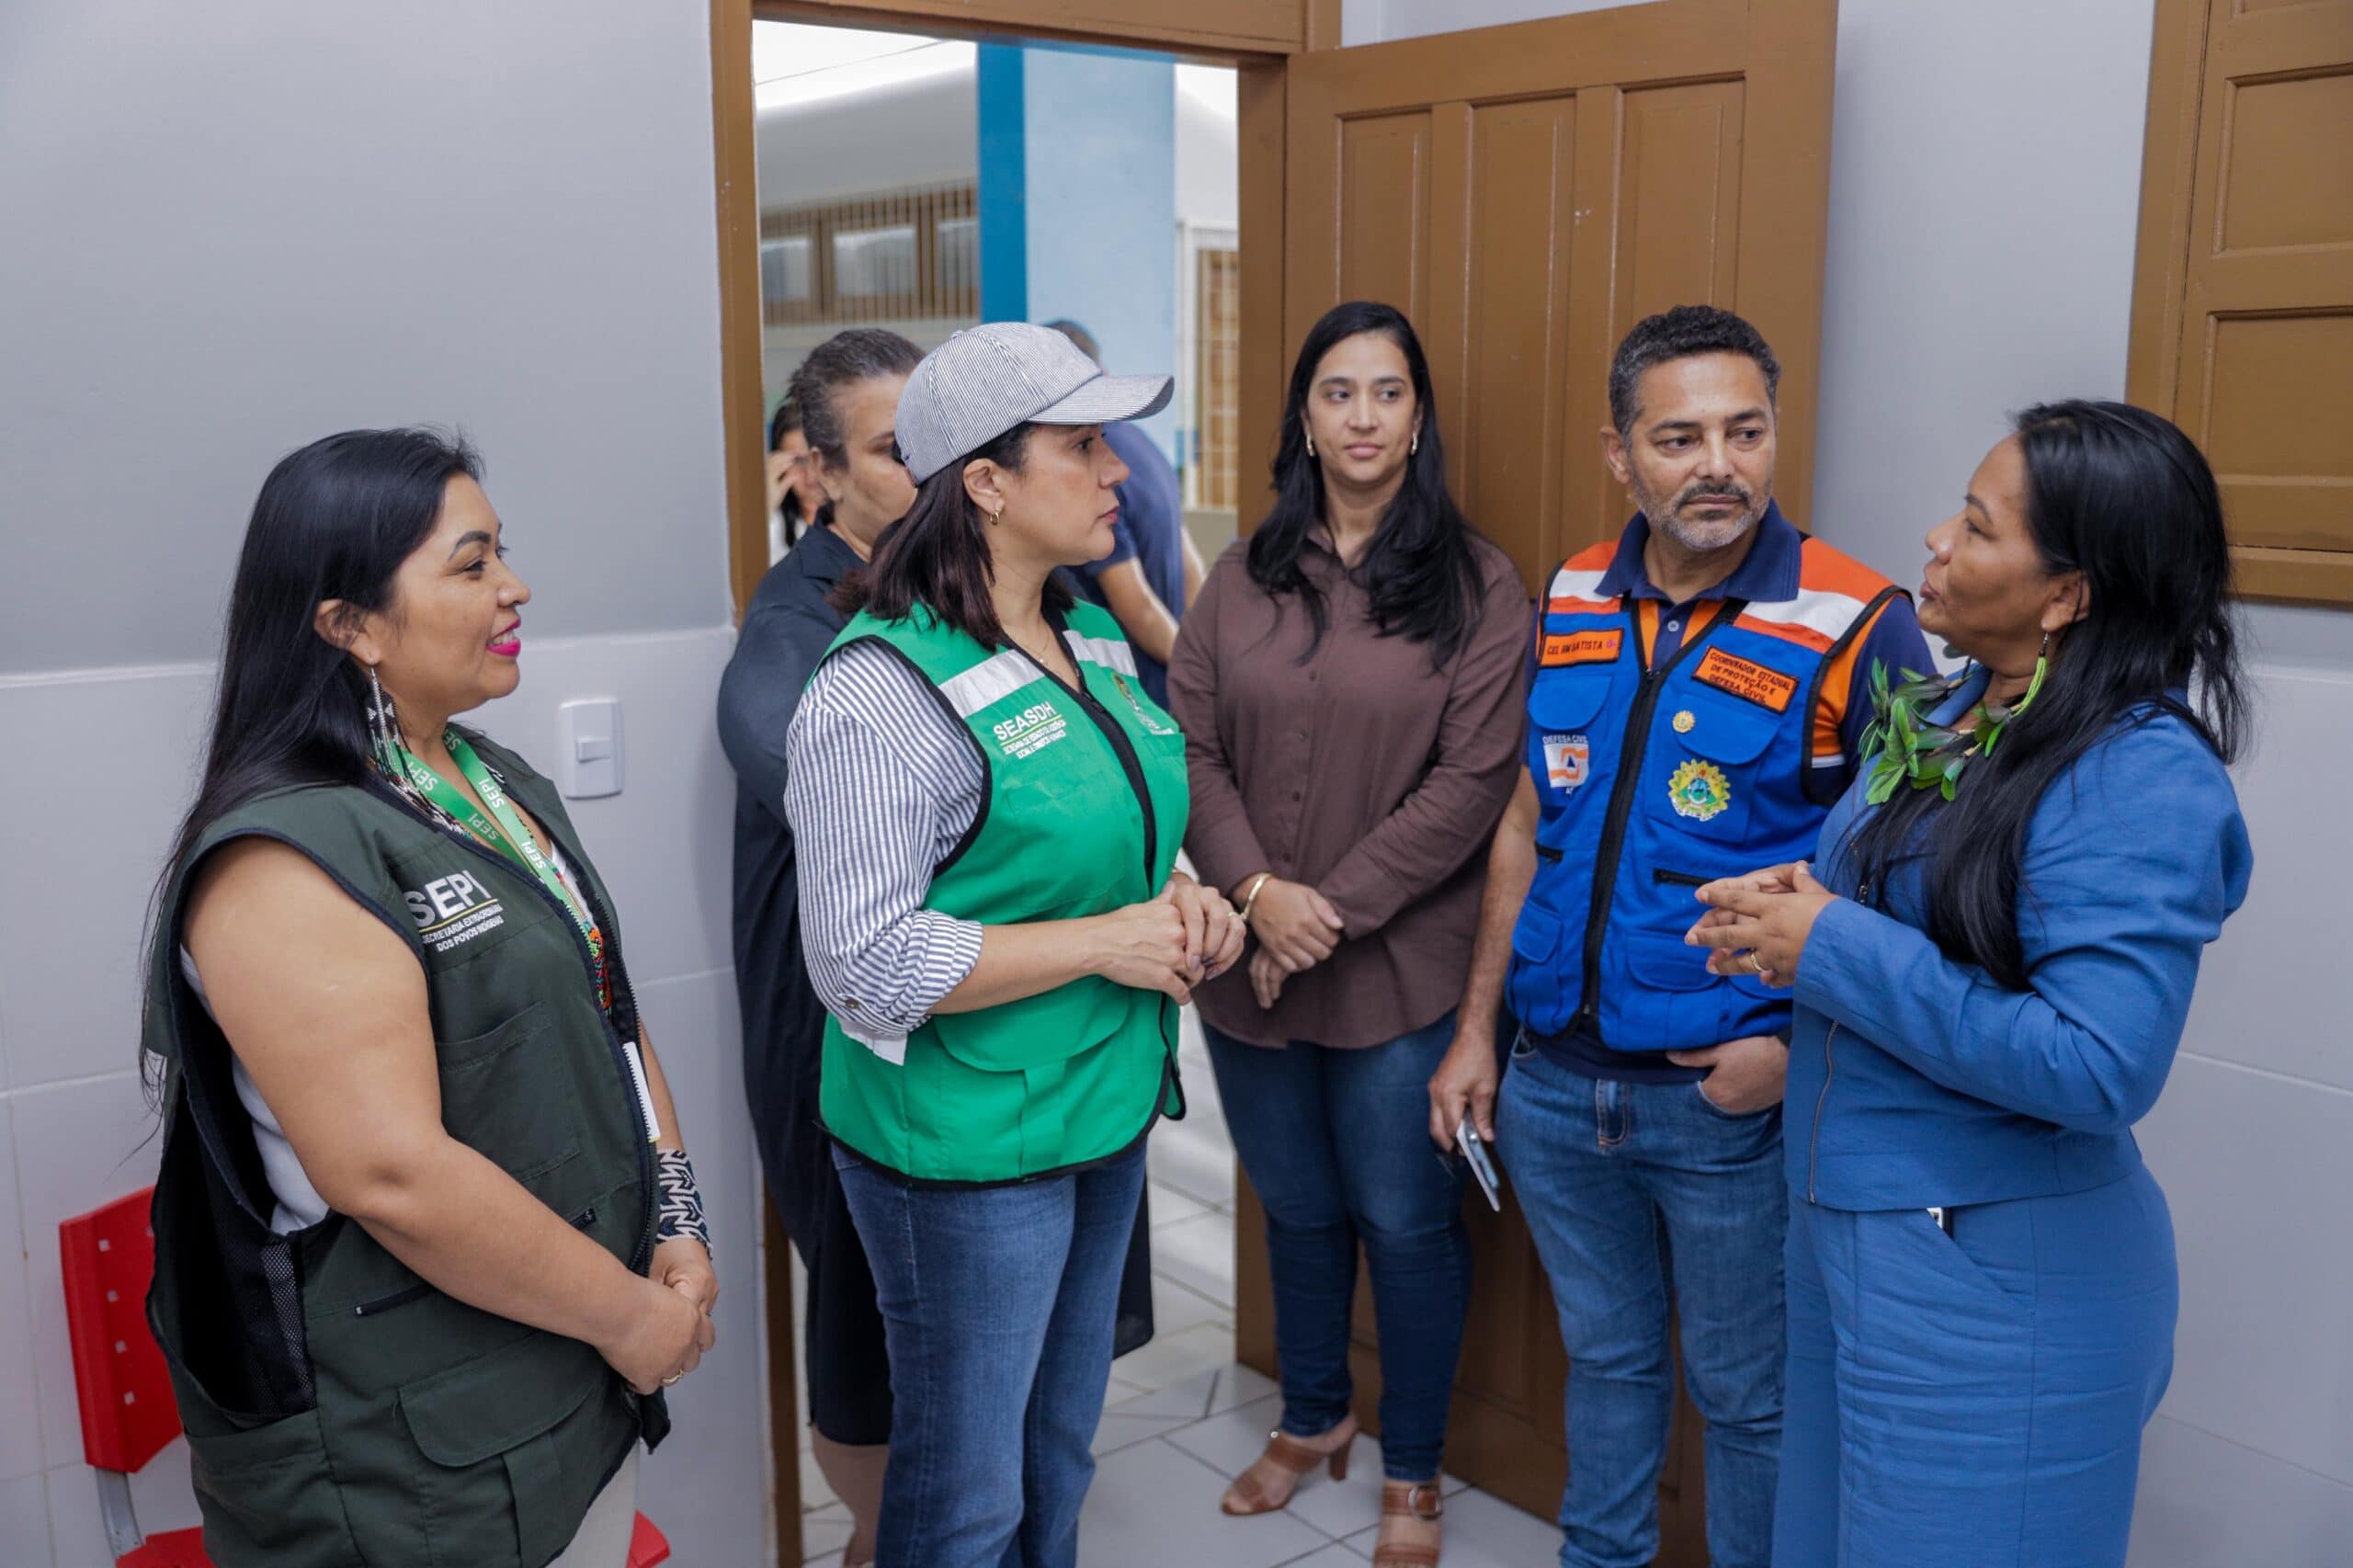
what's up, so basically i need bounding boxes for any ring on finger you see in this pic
[661,1370,683,1386]
[1744,949,1768,975]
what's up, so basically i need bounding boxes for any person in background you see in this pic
[1044,318,1205,707]
[146,429,714,1567]
[722,328,922,1568]
[1428,305,1929,1568]
[767,393,820,561]
[1170,300,1529,1568]
[1688,403,2251,1567]
[785,323,1244,1568]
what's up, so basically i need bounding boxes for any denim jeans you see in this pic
[1495,1045,1785,1568]
[1204,1013,1471,1481]
[834,1142,1146,1568]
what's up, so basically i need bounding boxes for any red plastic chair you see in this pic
[61,1187,672,1566]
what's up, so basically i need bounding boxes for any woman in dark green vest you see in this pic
[142,429,717,1567]
[783,324,1245,1568]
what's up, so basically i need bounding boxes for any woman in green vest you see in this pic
[142,429,716,1567]
[784,323,1245,1568]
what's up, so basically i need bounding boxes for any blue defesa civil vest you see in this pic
[1508,540,1899,1054]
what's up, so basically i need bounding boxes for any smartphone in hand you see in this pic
[1458,1117,1502,1212]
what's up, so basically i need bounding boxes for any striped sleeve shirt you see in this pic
[782,640,987,1055]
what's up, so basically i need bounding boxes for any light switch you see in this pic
[557,698,624,799]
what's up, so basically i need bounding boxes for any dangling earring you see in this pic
[365,665,407,779]
[1411,430,1421,457]
[2017,631,2051,715]
[1303,432,1315,459]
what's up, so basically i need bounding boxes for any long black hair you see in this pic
[1842,400,2248,990]
[1247,301,1485,665]
[145,428,480,1004]
[832,422,1072,647]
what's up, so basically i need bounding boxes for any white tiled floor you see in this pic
[798,1012,1558,1566]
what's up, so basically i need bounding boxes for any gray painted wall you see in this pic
[0,0,735,676]
[1344,1,2353,1562]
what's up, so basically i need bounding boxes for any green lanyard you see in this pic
[392,732,611,1009]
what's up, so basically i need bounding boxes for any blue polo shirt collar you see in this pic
[1596,500,1803,607]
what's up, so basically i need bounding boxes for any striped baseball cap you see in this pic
[894,323,1172,483]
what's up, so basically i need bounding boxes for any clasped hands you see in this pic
[1683,859,1837,988]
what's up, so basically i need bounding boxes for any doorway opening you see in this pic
[739,21,1250,1562]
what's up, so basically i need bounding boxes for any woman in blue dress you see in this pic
[1688,401,2252,1567]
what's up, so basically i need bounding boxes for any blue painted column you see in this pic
[974,43,1178,461]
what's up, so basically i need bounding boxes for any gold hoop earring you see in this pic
[1411,431,1421,457]
[1303,432,1315,459]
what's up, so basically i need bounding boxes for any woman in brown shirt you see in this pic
[1167,301,1527,1568]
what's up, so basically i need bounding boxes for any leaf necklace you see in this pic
[1859,641,2048,806]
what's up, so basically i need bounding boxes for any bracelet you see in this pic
[654,1148,711,1256]
[1236,872,1275,925]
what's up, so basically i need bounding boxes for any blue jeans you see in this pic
[835,1142,1146,1568]
[1204,1014,1471,1481]
[1495,1045,1785,1568]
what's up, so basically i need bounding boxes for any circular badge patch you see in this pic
[1667,758,1733,822]
[1673,710,1697,734]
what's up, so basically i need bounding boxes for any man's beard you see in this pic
[1636,474,1768,553]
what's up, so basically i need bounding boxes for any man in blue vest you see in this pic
[1430,305,1929,1568]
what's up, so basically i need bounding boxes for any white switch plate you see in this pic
[557,698,624,799]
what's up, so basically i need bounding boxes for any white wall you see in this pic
[756,71,978,210]
[1343,1,2353,1562]
[0,4,767,1564]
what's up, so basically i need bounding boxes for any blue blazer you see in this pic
[1789,667,2252,1210]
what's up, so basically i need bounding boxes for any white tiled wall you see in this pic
[0,628,770,1567]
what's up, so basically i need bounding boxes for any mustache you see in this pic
[1675,483,1752,509]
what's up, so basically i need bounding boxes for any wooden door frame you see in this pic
[719,0,1337,618]
[707,6,1331,1559]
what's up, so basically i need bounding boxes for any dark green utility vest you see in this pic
[816,601,1189,1184]
[142,733,665,1568]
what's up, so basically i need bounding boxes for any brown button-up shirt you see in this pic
[1168,534,1530,1048]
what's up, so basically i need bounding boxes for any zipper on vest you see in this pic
[1652,868,1710,888]
[1570,602,1743,1042]
[1011,644,1158,887]
[363,778,657,1275]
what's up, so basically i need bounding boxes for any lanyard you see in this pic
[392,732,611,1010]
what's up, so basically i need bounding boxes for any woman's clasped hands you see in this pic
[1088,873,1246,1004]
[1683,860,1839,987]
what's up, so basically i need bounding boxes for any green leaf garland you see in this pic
[1858,655,2045,807]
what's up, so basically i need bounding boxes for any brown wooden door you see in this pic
[2128,0,2353,605]
[1237,2,1841,1555]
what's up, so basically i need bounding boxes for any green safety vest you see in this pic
[142,733,664,1568]
[816,600,1190,1183]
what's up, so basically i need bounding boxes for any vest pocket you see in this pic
[182,1403,365,1566]
[396,1330,612,1568]
[436,1001,583,1187]
[1643,691,1778,843]
[1616,930,1729,1051]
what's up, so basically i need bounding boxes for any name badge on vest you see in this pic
[1542,733,1590,791]
[1540,628,1623,668]
[1692,647,1799,712]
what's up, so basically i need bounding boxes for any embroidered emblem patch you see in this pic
[1673,710,1696,733]
[1693,647,1800,713]
[1542,733,1590,790]
[1112,672,1177,736]
[1667,758,1733,822]
[1540,629,1623,667]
